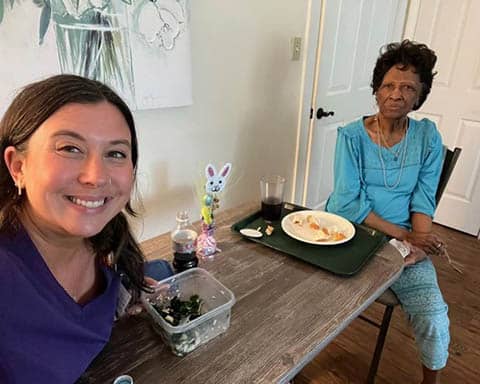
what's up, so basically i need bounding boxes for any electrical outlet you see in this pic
[291,37,302,61]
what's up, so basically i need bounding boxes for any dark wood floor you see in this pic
[295,224,479,384]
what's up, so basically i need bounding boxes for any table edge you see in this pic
[277,247,405,383]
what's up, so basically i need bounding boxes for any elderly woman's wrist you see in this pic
[397,228,410,241]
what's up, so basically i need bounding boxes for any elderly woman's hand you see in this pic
[404,243,428,266]
[405,231,445,255]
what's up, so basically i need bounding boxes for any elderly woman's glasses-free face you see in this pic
[378,81,421,98]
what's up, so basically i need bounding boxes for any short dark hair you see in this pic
[371,39,437,110]
[0,74,147,298]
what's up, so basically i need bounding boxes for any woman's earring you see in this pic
[15,181,22,196]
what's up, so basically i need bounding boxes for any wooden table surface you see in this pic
[84,203,404,384]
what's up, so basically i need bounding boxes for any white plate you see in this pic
[240,228,263,238]
[281,210,355,245]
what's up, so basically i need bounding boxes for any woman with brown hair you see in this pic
[0,74,166,383]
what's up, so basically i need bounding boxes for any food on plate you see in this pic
[306,214,321,230]
[291,214,347,242]
[292,215,303,226]
[329,231,347,242]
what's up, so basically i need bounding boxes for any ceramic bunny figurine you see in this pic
[198,163,232,257]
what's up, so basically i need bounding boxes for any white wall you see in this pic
[132,1,310,241]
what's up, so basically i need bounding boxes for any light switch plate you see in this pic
[291,37,302,61]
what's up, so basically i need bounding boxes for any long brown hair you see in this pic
[0,74,147,298]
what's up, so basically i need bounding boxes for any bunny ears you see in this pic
[205,163,232,193]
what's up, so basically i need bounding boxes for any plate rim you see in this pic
[281,210,355,246]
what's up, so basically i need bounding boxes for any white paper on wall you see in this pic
[0,0,192,114]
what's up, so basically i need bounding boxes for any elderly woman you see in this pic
[326,40,449,384]
[0,75,172,383]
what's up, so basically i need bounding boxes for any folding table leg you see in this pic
[366,305,394,384]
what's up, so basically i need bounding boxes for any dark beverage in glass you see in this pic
[261,197,283,221]
[260,175,285,221]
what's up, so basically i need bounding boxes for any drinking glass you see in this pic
[260,175,285,221]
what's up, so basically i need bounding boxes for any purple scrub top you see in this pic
[0,227,121,383]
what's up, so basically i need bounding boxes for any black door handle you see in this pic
[316,107,335,119]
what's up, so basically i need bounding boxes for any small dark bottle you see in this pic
[172,252,198,273]
[171,211,199,273]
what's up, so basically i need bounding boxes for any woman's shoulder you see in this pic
[0,231,21,278]
[0,227,38,272]
[0,229,17,252]
[0,226,28,249]
[338,118,366,138]
[410,116,440,134]
[410,117,442,144]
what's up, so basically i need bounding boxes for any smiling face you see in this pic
[5,101,134,239]
[375,65,422,119]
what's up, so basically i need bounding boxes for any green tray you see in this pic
[231,202,387,276]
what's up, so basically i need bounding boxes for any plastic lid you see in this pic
[113,375,133,384]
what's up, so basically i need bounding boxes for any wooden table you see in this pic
[84,203,404,384]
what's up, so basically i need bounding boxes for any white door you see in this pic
[405,0,480,237]
[294,0,407,210]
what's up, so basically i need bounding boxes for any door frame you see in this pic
[291,0,324,206]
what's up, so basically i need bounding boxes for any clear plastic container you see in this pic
[142,268,235,356]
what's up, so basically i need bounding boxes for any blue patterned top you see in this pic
[326,117,443,229]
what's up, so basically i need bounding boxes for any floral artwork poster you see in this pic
[0,0,192,113]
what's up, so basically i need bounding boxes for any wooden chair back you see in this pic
[435,147,462,205]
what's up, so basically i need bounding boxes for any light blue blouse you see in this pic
[326,117,443,229]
